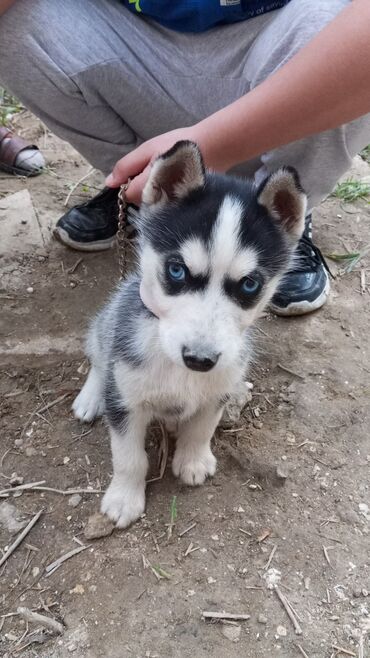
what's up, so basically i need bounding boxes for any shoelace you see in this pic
[294,233,333,277]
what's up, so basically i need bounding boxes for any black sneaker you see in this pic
[53,187,119,252]
[270,216,330,316]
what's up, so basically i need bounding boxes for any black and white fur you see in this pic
[73,141,306,528]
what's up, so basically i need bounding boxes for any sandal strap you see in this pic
[0,126,39,167]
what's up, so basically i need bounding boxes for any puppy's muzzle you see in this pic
[182,346,220,372]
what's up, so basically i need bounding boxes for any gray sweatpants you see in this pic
[0,0,369,210]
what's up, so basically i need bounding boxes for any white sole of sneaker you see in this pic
[270,273,330,317]
[53,227,116,252]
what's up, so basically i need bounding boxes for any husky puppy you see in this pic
[73,141,306,528]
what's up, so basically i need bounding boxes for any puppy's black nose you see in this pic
[182,347,220,372]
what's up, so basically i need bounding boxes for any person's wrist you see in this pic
[191,120,235,173]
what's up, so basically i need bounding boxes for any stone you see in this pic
[68,494,82,508]
[276,625,287,637]
[0,502,27,534]
[25,446,37,457]
[84,513,114,540]
[337,505,359,525]
[221,625,241,642]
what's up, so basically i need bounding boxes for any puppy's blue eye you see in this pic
[168,262,186,281]
[241,276,260,295]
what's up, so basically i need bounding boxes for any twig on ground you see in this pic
[178,522,197,537]
[64,166,95,206]
[274,586,302,635]
[239,527,252,537]
[135,588,147,601]
[17,606,64,635]
[264,544,277,570]
[31,486,100,495]
[1,603,57,620]
[202,611,251,621]
[35,392,72,415]
[360,269,366,294]
[4,390,24,398]
[0,481,100,497]
[358,635,364,658]
[0,448,11,474]
[277,363,305,380]
[67,257,83,274]
[0,510,43,568]
[184,542,200,557]
[20,392,72,439]
[296,644,311,658]
[331,646,356,657]
[45,544,90,576]
[150,530,160,554]
[323,545,334,566]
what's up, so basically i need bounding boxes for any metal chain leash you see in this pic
[116,182,130,279]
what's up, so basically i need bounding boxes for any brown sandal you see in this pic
[0,126,43,177]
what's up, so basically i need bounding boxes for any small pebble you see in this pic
[70,584,85,595]
[84,512,114,540]
[25,447,37,457]
[257,614,267,624]
[67,644,77,653]
[337,505,359,525]
[276,464,288,481]
[70,281,77,289]
[253,420,263,429]
[14,439,23,448]
[68,494,82,508]
[221,625,241,642]
[319,476,329,491]
[63,456,70,465]
[276,625,287,637]
[10,473,24,486]
[359,503,370,520]
[26,287,34,294]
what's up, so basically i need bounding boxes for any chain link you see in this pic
[116,182,130,279]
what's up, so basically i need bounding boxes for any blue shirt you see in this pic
[123,1,291,33]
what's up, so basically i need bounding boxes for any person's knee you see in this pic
[0,0,48,90]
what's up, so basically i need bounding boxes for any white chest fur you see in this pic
[114,350,245,420]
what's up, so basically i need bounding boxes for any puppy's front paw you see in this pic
[101,478,145,528]
[172,446,217,486]
[72,386,104,423]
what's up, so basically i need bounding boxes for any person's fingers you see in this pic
[105,143,152,187]
[124,167,150,205]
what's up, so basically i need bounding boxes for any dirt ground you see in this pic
[0,112,369,658]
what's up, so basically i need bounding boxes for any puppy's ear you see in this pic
[257,167,307,239]
[142,140,205,206]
